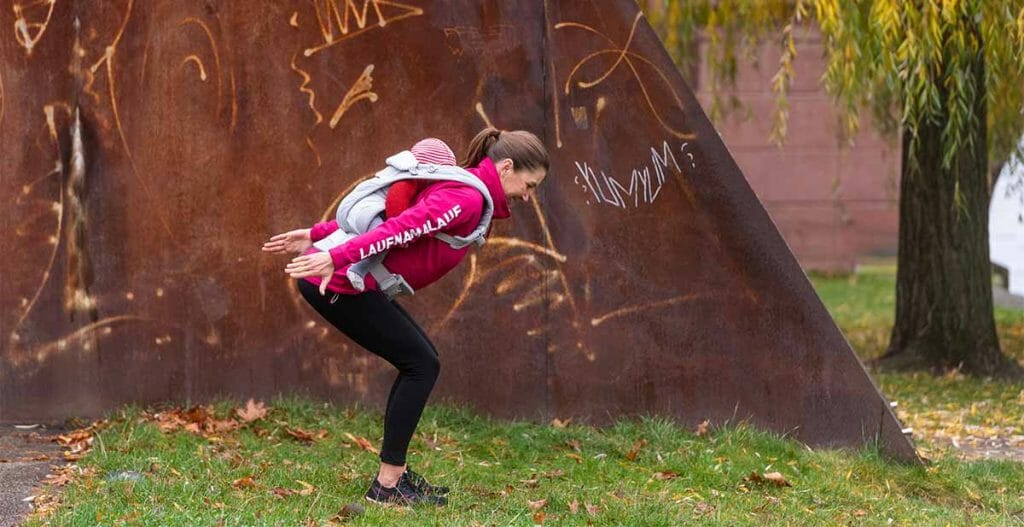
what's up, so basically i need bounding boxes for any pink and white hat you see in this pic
[410,138,457,166]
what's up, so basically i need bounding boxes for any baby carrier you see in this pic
[312,150,495,299]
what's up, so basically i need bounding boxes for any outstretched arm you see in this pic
[326,183,482,270]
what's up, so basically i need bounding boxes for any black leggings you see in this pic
[297,279,440,466]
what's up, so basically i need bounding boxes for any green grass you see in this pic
[808,263,1024,363]
[25,398,1024,526]
[26,265,1024,526]
[810,264,1024,455]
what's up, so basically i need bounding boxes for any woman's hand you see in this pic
[262,229,313,254]
[286,251,335,295]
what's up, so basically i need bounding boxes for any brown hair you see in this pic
[461,127,549,173]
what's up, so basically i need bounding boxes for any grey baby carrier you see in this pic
[312,150,495,299]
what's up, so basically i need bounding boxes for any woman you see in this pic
[262,128,549,506]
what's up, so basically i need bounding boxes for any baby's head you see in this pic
[410,138,456,166]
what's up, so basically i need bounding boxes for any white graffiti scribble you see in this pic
[573,140,697,208]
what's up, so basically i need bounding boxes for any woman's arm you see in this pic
[309,219,340,242]
[327,183,483,270]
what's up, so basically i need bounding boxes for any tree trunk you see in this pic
[882,23,1021,377]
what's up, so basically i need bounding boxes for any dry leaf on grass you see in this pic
[271,487,295,498]
[625,439,647,461]
[533,511,546,525]
[584,502,601,515]
[744,471,791,487]
[653,471,678,480]
[568,500,580,513]
[528,498,548,511]
[550,417,571,428]
[271,481,315,498]
[286,427,328,443]
[231,476,257,489]
[236,399,268,423]
[344,432,378,454]
[295,480,316,496]
[693,501,714,515]
[696,420,710,436]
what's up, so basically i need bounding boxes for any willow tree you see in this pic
[644,0,1024,376]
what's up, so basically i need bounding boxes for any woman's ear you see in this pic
[497,158,514,175]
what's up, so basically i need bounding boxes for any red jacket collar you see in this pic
[471,157,511,219]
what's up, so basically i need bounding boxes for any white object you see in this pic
[990,144,1024,296]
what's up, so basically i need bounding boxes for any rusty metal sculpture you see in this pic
[0,0,916,461]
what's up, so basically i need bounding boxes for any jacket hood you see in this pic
[472,157,511,220]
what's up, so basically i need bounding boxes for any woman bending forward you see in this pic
[263,128,549,507]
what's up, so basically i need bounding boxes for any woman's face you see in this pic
[497,158,547,202]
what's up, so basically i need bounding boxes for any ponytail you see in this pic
[461,127,549,173]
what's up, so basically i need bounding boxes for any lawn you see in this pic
[23,399,1024,526]
[23,265,1024,526]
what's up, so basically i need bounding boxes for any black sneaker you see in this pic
[364,472,447,507]
[404,467,450,496]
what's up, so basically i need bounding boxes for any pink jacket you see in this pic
[303,158,511,295]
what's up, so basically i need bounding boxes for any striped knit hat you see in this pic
[410,138,457,166]
[385,138,457,219]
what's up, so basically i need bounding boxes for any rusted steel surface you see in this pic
[0,0,917,461]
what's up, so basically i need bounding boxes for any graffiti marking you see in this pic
[303,0,423,57]
[329,64,377,129]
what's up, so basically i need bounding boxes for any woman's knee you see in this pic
[418,352,441,381]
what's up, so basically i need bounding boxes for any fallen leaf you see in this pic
[236,399,268,423]
[343,432,377,453]
[208,419,240,434]
[44,472,72,487]
[286,427,321,443]
[653,471,678,480]
[550,418,571,428]
[565,439,582,452]
[533,511,546,525]
[295,480,316,496]
[183,405,212,424]
[853,509,868,517]
[625,439,647,461]
[231,476,256,489]
[521,478,540,488]
[528,498,548,511]
[694,501,714,515]
[271,487,295,498]
[696,420,710,437]
[744,471,791,487]
[568,500,580,513]
[584,502,600,515]
[566,453,583,463]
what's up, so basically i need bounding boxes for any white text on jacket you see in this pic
[358,204,463,259]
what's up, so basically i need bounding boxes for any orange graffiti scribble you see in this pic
[474,102,494,129]
[304,0,423,57]
[179,17,223,113]
[306,136,322,167]
[555,12,696,140]
[291,54,323,125]
[13,0,55,56]
[181,55,208,81]
[329,64,377,129]
[590,293,715,327]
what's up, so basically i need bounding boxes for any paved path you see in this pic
[0,426,65,527]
